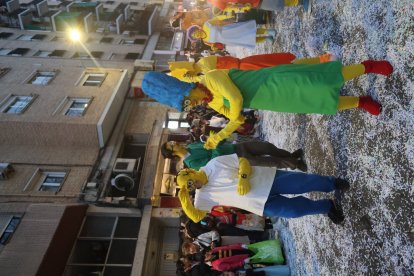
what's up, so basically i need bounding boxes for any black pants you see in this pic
[216,223,266,243]
[235,141,300,169]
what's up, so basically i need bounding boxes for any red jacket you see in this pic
[210,243,249,271]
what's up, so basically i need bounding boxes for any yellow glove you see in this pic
[204,133,221,150]
[178,186,208,222]
[238,177,250,195]
[203,115,245,150]
[237,157,251,195]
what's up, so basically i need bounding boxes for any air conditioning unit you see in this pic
[0,163,14,180]
[111,174,135,192]
[112,158,136,175]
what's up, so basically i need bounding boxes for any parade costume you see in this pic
[202,20,259,49]
[208,0,301,12]
[207,240,284,271]
[176,154,344,223]
[181,141,304,171]
[142,60,392,149]
[169,54,297,82]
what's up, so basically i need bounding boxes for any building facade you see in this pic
[0,0,190,274]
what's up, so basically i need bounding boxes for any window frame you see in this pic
[0,216,22,245]
[164,111,189,129]
[82,72,107,87]
[33,50,53,57]
[64,97,93,117]
[0,94,37,114]
[28,70,58,85]
[38,171,67,192]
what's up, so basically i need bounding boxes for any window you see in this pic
[83,73,106,87]
[49,50,66,57]
[1,95,35,114]
[52,36,67,42]
[17,34,32,41]
[65,216,141,275]
[0,32,13,39]
[164,112,189,129]
[125,52,140,60]
[0,48,12,56]
[29,71,57,85]
[33,50,52,57]
[90,51,103,58]
[8,48,30,56]
[39,171,66,192]
[120,38,145,45]
[65,98,92,116]
[17,34,46,41]
[72,52,90,59]
[100,37,113,43]
[0,216,21,245]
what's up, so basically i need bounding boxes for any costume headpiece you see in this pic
[141,72,196,111]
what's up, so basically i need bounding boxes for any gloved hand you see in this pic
[204,133,221,150]
[237,157,251,195]
[238,177,250,195]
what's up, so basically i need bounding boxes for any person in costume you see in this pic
[170,9,211,30]
[141,60,393,149]
[204,240,284,271]
[161,140,307,171]
[169,53,335,82]
[208,0,304,13]
[191,19,276,49]
[176,154,350,224]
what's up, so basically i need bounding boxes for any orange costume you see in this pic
[217,53,296,70]
[169,53,297,82]
[208,0,261,11]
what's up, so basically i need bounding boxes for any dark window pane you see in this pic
[104,266,132,276]
[91,51,103,58]
[100,37,113,43]
[80,216,115,237]
[0,32,13,39]
[114,217,140,238]
[0,232,12,244]
[49,50,66,57]
[65,265,103,276]
[32,34,47,40]
[71,240,110,264]
[8,48,30,56]
[107,240,136,264]
[124,52,140,60]
[134,39,145,44]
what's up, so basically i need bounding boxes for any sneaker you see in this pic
[265,36,274,43]
[328,199,345,224]
[292,149,304,159]
[334,178,350,191]
[297,160,308,172]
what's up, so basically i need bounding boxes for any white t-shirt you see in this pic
[194,154,277,216]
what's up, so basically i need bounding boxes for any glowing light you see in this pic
[69,29,81,42]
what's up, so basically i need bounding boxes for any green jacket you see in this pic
[184,142,236,170]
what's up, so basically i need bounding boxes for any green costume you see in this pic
[229,61,345,114]
[184,142,236,170]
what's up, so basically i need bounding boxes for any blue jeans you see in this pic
[263,170,335,218]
